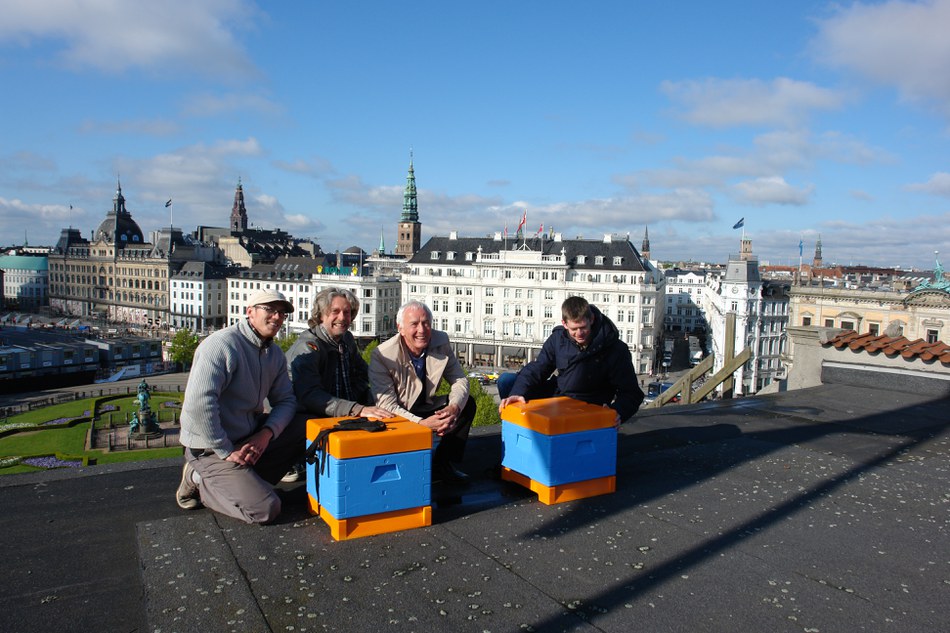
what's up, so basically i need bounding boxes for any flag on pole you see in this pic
[798,239,803,256]
[165,199,172,207]
[538,223,543,235]
[732,217,744,230]
[517,210,527,233]
[504,224,508,238]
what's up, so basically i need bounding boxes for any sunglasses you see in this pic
[254,304,290,317]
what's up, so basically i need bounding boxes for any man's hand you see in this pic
[418,402,460,436]
[358,405,394,419]
[498,395,526,415]
[226,427,273,466]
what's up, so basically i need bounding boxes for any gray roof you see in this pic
[0,371,946,632]
[412,235,650,272]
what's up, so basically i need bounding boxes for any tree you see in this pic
[361,339,379,365]
[276,332,299,353]
[168,328,200,368]
[435,376,500,427]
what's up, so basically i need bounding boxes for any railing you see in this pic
[644,347,751,409]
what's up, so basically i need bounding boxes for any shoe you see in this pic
[281,462,305,483]
[176,462,201,510]
[433,462,470,485]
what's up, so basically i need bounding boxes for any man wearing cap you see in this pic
[176,289,301,524]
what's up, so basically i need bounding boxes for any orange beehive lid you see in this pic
[500,396,616,434]
[306,417,431,459]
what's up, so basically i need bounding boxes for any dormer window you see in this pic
[430,251,440,260]
[595,256,605,265]
[613,256,623,266]
[577,255,587,264]
[446,251,456,260]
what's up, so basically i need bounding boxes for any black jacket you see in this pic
[509,305,644,421]
[285,326,374,417]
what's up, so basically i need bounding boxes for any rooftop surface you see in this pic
[1,379,947,633]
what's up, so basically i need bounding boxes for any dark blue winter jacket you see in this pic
[509,305,644,422]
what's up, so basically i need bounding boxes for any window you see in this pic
[430,251,440,260]
[840,320,854,331]
[867,322,878,336]
[802,316,812,326]
[927,329,939,344]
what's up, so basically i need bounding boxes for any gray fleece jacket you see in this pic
[179,318,297,458]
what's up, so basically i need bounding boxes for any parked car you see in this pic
[645,381,680,403]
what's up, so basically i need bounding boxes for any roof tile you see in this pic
[825,330,950,365]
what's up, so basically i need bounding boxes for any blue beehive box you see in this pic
[307,449,431,519]
[306,418,432,521]
[500,397,617,487]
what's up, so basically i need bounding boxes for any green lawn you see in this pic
[0,392,185,475]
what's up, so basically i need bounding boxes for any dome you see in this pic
[95,182,145,244]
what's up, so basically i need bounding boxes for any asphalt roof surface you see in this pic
[1,381,947,633]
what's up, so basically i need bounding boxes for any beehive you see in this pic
[500,397,617,504]
[305,417,432,540]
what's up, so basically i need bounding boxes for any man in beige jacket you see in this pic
[369,300,475,483]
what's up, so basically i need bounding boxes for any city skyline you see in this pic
[1,1,948,269]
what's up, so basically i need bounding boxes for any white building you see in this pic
[0,254,49,311]
[663,268,707,334]
[226,255,401,340]
[401,231,663,374]
[703,239,790,395]
[169,262,233,333]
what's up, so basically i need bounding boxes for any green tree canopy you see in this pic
[168,329,200,367]
[276,332,299,353]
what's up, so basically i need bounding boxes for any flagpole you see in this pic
[798,236,803,284]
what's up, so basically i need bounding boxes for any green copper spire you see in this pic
[378,227,386,253]
[400,151,418,222]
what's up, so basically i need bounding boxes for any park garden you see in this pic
[0,389,184,475]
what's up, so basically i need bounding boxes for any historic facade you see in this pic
[400,231,663,374]
[48,182,216,327]
[169,262,236,332]
[702,240,791,395]
[226,253,401,340]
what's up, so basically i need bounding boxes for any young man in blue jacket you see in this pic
[497,296,644,425]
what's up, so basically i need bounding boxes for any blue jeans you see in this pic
[497,372,557,401]
[497,372,518,400]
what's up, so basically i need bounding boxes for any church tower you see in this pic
[230,178,248,234]
[813,234,823,268]
[641,226,651,260]
[395,153,421,258]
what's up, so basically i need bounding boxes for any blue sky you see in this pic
[1,0,949,269]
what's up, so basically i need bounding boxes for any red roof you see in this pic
[826,331,950,364]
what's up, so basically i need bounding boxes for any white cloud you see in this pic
[660,77,845,128]
[79,118,180,136]
[182,92,283,117]
[905,172,950,197]
[272,157,336,179]
[729,176,813,206]
[0,0,260,80]
[812,0,950,117]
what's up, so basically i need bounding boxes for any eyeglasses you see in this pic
[254,304,290,318]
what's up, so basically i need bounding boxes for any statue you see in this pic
[914,251,950,292]
[130,379,162,436]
